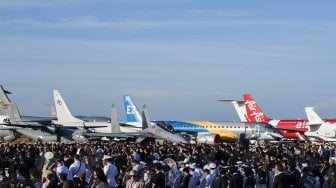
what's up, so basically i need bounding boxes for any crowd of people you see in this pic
[0,140,335,188]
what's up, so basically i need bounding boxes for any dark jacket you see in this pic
[180,174,192,188]
[272,172,288,188]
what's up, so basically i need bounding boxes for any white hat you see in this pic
[209,163,217,169]
[302,163,308,168]
[44,152,54,160]
[236,161,243,165]
[153,160,160,164]
[102,155,112,160]
[203,164,210,170]
[140,161,147,166]
[190,164,196,169]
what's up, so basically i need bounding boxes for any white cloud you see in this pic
[1,16,336,32]
[186,9,258,17]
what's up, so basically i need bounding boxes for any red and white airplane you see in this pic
[221,94,336,140]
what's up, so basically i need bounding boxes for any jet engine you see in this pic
[196,134,221,144]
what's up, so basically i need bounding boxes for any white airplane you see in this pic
[304,107,336,142]
[84,104,188,143]
[53,90,141,133]
[53,90,187,143]
[123,95,282,143]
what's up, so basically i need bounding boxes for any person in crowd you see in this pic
[151,163,165,188]
[91,168,108,188]
[180,167,191,188]
[102,155,118,188]
[125,170,144,188]
[69,155,86,179]
[272,162,288,188]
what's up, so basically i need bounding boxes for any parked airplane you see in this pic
[0,86,48,141]
[222,94,336,140]
[304,107,336,142]
[86,104,188,143]
[1,101,187,143]
[53,90,141,133]
[123,95,283,144]
[0,85,112,125]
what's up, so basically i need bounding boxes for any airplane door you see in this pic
[254,125,260,135]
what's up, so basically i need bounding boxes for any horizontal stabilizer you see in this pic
[218,100,247,121]
[305,107,324,125]
[218,100,244,104]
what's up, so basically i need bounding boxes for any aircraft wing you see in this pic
[83,132,140,138]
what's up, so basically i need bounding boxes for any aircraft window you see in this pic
[230,126,232,128]
[234,126,236,129]
[210,126,212,128]
[238,126,240,129]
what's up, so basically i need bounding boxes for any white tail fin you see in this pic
[142,104,151,130]
[305,107,324,125]
[218,100,247,121]
[53,90,83,124]
[111,104,121,133]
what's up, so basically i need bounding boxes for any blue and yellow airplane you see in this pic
[122,95,283,144]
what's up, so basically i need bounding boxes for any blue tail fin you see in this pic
[122,95,142,123]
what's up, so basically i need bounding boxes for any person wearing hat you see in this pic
[41,152,54,182]
[188,164,200,188]
[102,155,118,188]
[209,163,218,177]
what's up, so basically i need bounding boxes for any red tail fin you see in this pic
[243,94,270,122]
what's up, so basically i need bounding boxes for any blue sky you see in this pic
[1,0,336,121]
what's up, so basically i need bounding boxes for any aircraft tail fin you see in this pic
[0,103,22,122]
[142,104,151,130]
[123,95,142,126]
[243,94,270,122]
[305,107,324,125]
[0,86,22,122]
[111,104,121,133]
[53,90,83,124]
[0,85,12,104]
[218,100,247,121]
